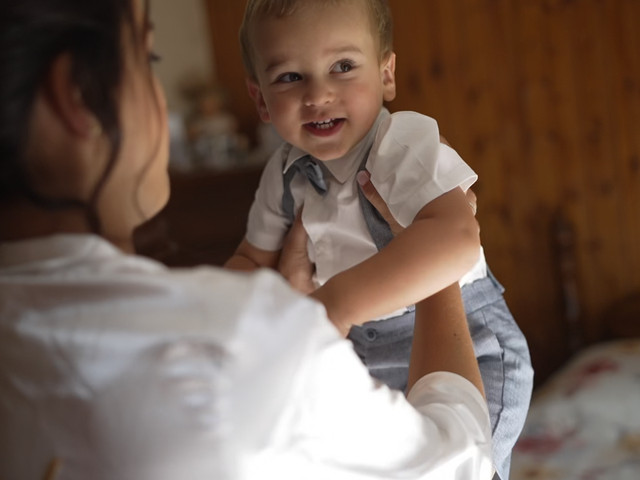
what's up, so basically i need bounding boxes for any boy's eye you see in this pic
[276,72,302,83]
[331,60,355,73]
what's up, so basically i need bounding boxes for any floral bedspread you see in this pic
[511,339,640,480]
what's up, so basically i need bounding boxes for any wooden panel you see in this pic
[203,0,640,384]
[388,0,640,383]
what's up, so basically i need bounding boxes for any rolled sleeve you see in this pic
[406,373,494,479]
[407,372,492,448]
[368,112,478,227]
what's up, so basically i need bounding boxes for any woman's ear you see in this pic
[246,78,271,123]
[44,53,102,138]
[381,52,397,103]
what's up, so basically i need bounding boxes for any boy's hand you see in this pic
[278,212,315,294]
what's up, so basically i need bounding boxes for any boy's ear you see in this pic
[246,78,271,123]
[44,53,102,138]
[381,52,397,102]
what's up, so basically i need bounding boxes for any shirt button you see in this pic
[365,328,378,341]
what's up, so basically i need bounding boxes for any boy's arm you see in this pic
[312,186,479,335]
[224,238,280,271]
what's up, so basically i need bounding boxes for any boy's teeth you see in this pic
[313,119,335,129]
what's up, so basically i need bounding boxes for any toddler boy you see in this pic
[227,1,533,478]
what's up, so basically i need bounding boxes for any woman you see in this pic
[0,0,492,478]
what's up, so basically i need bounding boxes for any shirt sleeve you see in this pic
[290,341,493,478]
[367,112,478,227]
[245,145,290,251]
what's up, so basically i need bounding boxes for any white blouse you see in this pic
[0,234,492,480]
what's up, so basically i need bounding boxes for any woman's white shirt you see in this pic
[0,234,492,480]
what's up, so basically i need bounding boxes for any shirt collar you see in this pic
[0,234,119,272]
[282,108,390,184]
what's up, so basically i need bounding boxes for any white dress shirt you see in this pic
[0,234,492,480]
[246,109,487,294]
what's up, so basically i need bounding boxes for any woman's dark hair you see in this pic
[0,0,140,231]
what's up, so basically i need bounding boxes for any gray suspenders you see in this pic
[281,145,393,251]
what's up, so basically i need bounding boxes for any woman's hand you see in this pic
[277,173,479,299]
[357,169,478,231]
[357,134,477,229]
[278,212,315,295]
[356,170,404,235]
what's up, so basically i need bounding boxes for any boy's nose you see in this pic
[303,79,334,107]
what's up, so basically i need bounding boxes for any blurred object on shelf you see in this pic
[180,76,249,170]
[247,123,282,165]
[167,112,192,171]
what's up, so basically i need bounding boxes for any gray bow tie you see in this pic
[292,155,327,195]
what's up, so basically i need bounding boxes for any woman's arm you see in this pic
[409,284,485,396]
[356,172,485,395]
[301,312,492,479]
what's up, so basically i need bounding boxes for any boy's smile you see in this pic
[304,118,345,136]
[246,0,396,162]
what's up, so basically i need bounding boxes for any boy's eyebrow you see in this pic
[264,56,289,74]
[326,45,366,57]
[263,45,365,73]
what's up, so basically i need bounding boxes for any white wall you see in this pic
[151,0,214,114]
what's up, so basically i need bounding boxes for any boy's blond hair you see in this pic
[239,0,393,79]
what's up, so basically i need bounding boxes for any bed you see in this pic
[510,215,640,480]
[511,335,640,479]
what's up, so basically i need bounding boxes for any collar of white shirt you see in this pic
[0,234,111,271]
[281,108,391,184]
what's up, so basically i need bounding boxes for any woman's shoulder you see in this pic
[1,233,328,345]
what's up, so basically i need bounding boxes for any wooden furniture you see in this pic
[134,166,262,267]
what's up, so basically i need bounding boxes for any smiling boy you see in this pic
[232,0,480,329]
[226,1,533,478]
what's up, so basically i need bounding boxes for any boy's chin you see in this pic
[305,145,352,162]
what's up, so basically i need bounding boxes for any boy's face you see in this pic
[246,1,396,161]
